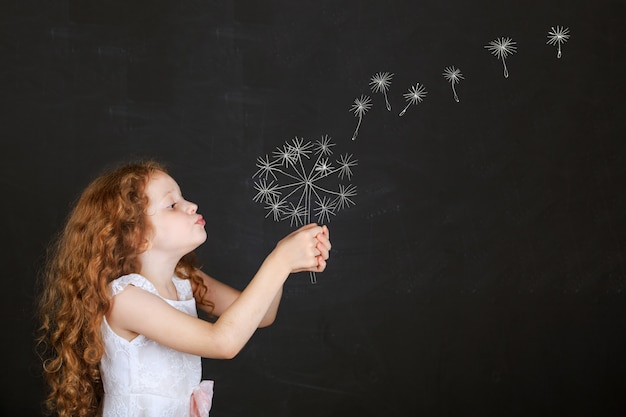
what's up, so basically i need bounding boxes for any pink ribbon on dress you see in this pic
[190,380,214,417]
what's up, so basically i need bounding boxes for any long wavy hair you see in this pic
[36,160,212,417]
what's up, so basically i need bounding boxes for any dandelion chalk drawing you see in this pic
[443,66,464,102]
[252,135,358,283]
[399,83,427,116]
[547,26,570,58]
[370,72,394,111]
[350,95,372,140]
[485,37,517,78]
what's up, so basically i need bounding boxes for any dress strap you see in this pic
[172,276,194,300]
[110,274,195,302]
[109,273,159,297]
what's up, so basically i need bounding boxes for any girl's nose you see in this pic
[187,201,198,214]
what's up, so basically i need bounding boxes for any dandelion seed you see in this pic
[265,195,286,222]
[443,66,464,103]
[547,26,570,59]
[254,155,280,181]
[399,83,427,116]
[253,178,279,203]
[314,157,333,176]
[334,184,357,210]
[369,72,394,111]
[289,136,313,159]
[350,95,372,141]
[284,202,308,227]
[314,134,335,156]
[314,196,336,225]
[273,144,298,168]
[485,37,517,78]
[337,153,358,180]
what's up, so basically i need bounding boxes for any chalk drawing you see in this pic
[443,66,464,102]
[253,135,358,283]
[369,72,394,111]
[485,37,517,78]
[547,26,570,58]
[399,83,427,116]
[350,95,372,140]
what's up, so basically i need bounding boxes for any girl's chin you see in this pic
[195,232,208,247]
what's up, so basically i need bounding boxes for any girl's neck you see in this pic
[138,250,181,300]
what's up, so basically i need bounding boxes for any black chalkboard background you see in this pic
[2,0,626,416]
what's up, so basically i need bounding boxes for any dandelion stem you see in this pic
[352,116,362,140]
[452,84,459,103]
[307,178,316,285]
[502,58,509,78]
[384,91,391,111]
[557,44,562,59]
[399,103,410,117]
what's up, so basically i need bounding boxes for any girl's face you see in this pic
[143,171,207,257]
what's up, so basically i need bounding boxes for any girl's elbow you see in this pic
[206,331,243,359]
[221,336,244,359]
[211,342,241,360]
[219,348,239,360]
[258,315,276,328]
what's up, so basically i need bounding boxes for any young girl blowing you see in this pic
[37,160,331,417]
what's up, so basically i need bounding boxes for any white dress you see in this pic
[100,273,213,417]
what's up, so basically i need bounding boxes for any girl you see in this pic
[37,160,331,417]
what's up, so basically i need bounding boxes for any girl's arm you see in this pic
[195,225,329,327]
[194,269,282,328]
[106,224,330,359]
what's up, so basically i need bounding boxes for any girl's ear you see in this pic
[139,237,152,253]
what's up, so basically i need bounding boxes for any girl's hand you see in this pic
[312,224,331,272]
[272,223,331,274]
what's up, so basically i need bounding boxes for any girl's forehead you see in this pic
[147,171,181,194]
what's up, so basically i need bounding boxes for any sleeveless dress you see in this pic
[100,273,214,417]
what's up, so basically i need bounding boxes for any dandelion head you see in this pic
[443,66,464,84]
[350,95,372,117]
[403,83,428,104]
[369,72,394,93]
[547,26,570,45]
[485,37,517,59]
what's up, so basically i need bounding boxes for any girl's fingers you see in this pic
[316,242,329,260]
[316,234,331,252]
[290,224,329,272]
[317,257,327,271]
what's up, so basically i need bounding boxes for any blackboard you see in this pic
[2,1,626,416]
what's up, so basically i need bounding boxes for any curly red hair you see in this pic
[37,160,211,417]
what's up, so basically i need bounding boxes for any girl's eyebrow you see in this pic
[161,187,183,201]
[156,189,176,203]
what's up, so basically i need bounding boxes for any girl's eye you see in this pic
[167,202,177,209]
